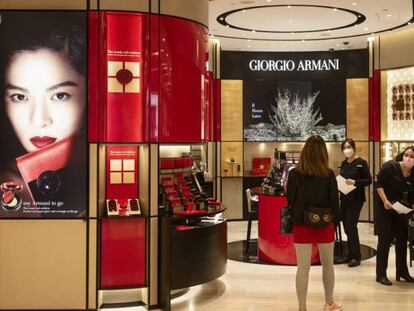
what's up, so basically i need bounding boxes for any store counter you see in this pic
[253,187,319,265]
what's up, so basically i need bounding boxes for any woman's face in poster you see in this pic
[4,49,85,153]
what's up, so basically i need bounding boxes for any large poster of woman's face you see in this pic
[0,12,87,218]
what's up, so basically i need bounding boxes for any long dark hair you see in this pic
[0,11,86,161]
[296,135,331,177]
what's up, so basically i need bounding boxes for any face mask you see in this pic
[343,148,354,158]
[402,156,414,169]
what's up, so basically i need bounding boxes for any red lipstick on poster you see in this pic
[30,136,57,148]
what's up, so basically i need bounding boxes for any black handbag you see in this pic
[303,206,333,228]
[297,174,334,228]
[280,205,292,234]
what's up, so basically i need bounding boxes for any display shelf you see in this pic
[173,205,226,218]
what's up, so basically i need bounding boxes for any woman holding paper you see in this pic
[375,146,414,285]
[339,139,372,267]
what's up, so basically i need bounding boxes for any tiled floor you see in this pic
[171,221,414,311]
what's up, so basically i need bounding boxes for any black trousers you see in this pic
[376,209,409,277]
[341,200,363,260]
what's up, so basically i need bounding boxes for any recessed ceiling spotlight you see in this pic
[333,8,337,11]
[226,25,229,27]
[364,27,369,31]
[289,20,293,23]
[302,39,305,42]
[387,14,392,17]
[266,0,272,2]
[352,2,357,5]
[290,32,294,34]
[252,29,256,32]
[242,9,246,12]
[247,39,251,41]
[219,17,224,20]
[408,22,413,25]
[287,5,291,8]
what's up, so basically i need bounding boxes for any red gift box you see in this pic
[252,157,271,176]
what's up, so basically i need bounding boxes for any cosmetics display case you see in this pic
[96,144,150,305]
[380,66,414,165]
[158,144,227,290]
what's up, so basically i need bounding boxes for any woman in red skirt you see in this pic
[287,135,342,311]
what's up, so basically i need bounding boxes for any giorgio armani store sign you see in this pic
[248,58,340,72]
[222,50,368,80]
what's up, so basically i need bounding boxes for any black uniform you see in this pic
[340,157,372,261]
[375,161,414,279]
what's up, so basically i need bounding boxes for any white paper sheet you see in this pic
[336,175,356,195]
[392,201,413,214]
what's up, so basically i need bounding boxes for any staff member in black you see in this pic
[375,146,414,286]
[339,139,372,267]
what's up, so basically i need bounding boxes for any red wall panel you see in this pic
[369,70,381,142]
[158,17,209,142]
[101,218,146,288]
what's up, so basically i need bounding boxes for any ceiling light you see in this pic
[287,5,291,8]
[289,20,293,23]
[247,45,251,48]
[352,2,357,5]
[267,0,272,2]
[364,27,369,31]
[302,40,305,42]
[333,8,337,11]
[408,22,412,25]
[242,9,246,12]
[247,39,251,41]
[252,29,256,32]
[387,14,392,17]
[219,17,224,20]
[226,25,229,27]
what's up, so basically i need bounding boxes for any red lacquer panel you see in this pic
[214,78,221,142]
[369,70,381,142]
[158,17,209,142]
[258,195,319,265]
[101,218,146,288]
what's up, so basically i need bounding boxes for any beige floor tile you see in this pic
[172,221,414,311]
